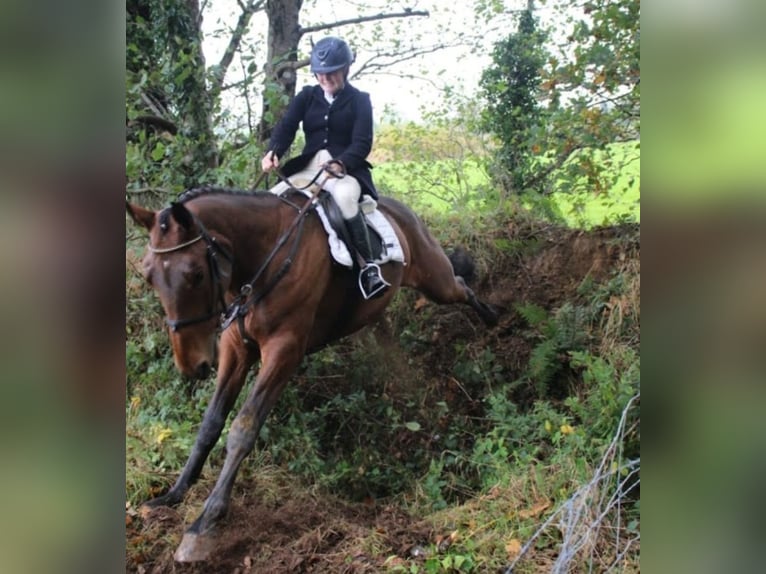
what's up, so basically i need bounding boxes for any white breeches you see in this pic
[268,149,361,219]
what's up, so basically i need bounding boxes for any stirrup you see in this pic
[358,263,390,300]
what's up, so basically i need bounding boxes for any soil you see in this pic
[126,222,640,573]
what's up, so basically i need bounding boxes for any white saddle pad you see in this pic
[283,188,405,268]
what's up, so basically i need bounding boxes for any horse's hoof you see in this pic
[174,532,217,562]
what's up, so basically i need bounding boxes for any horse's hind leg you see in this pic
[405,248,499,327]
[141,334,255,512]
[455,275,499,326]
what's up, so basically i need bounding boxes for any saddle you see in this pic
[282,188,405,268]
[317,192,385,262]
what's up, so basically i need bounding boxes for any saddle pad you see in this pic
[280,186,405,268]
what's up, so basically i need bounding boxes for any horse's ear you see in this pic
[170,201,195,230]
[126,201,155,231]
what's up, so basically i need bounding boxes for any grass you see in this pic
[374,141,640,229]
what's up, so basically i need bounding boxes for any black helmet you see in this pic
[310,37,354,74]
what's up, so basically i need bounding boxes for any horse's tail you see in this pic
[447,246,476,284]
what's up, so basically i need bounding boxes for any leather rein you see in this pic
[222,161,346,346]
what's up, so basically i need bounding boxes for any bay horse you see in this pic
[126,185,498,561]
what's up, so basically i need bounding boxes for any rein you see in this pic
[253,157,346,194]
[149,217,232,332]
[221,193,319,344]
[222,161,347,344]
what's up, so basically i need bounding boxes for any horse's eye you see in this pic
[191,269,205,287]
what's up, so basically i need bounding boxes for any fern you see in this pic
[554,302,590,349]
[516,302,549,328]
[528,338,559,396]
[518,301,592,398]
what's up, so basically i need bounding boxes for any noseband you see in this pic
[148,217,232,332]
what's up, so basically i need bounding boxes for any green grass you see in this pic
[547,141,640,228]
[374,141,640,229]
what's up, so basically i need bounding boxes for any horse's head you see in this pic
[127,200,233,379]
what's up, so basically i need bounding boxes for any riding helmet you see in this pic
[310,37,354,74]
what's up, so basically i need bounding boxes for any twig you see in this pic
[299,10,429,35]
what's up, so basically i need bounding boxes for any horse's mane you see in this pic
[177,185,270,204]
[158,186,272,231]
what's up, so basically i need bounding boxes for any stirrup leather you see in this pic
[358,262,390,300]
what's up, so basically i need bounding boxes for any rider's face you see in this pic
[316,69,345,95]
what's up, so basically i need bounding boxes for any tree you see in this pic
[479,3,548,194]
[533,0,640,197]
[127,0,210,190]
[474,0,639,219]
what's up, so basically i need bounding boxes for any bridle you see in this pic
[148,216,232,332]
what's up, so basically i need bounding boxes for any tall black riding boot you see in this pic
[346,212,390,299]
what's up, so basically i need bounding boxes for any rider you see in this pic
[260,36,389,300]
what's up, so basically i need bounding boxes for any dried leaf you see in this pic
[505,538,522,559]
[519,500,551,520]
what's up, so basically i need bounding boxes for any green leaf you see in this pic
[151,142,165,161]
[404,421,421,432]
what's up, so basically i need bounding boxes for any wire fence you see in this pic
[504,392,640,573]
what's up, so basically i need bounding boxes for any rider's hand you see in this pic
[261,151,279,172]
[323,159,345,177]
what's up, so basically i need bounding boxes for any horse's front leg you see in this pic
[141,333,256,512]
[174,335,304,562]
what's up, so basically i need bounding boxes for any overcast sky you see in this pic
[201,0,570,126]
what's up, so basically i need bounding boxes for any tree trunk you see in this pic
[258,0,304,142]
[173,0,219,177]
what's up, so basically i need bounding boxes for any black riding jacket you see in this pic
[267,83,378,198]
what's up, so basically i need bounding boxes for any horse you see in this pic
[126,184,499,561]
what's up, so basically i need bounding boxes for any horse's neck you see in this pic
[205,196,293,283]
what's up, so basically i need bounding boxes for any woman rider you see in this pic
[260,36,389,300]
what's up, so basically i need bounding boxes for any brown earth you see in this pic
[126,222,639,573]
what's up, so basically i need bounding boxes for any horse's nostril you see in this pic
[196,362,211,380]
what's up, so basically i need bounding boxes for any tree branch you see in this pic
[140,91,168,118]
[209,0,266,98]
[299,10,429,36]
[130,115,178,135]
[356,69,445,91]
[351,42,460,79]
[522,143,587,195]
